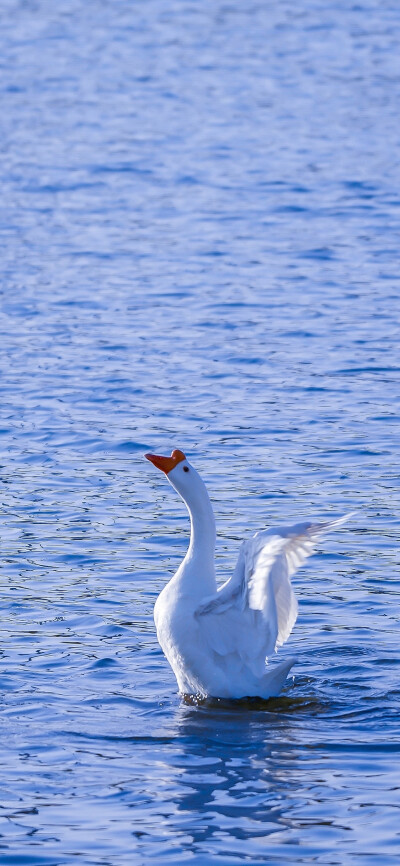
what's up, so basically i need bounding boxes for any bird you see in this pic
[145,449,350,700]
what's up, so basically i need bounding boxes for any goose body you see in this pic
[146,449,349,700]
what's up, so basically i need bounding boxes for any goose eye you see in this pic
[183,466,189,472]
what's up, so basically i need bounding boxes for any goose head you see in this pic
[145,449,211,516]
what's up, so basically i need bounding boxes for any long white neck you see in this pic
[169,466,217,596]
[187,490,216,567]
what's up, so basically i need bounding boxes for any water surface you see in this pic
[1,0,400,863]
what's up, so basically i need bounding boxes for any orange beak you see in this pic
[145,449,186,474]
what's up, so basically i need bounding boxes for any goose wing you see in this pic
[195,515,350,678]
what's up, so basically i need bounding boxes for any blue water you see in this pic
[1,1,400,863]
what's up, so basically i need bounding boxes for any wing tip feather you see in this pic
[316,512,355,533]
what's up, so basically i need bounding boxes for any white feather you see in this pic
[195,516,352,676]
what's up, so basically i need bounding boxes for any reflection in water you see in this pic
[125,697,400,863]
[168,700,300,853]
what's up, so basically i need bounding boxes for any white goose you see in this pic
[145,449,349,700]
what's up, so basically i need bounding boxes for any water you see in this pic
[1,0,400,862]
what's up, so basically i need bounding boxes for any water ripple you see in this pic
[1,0,400,863]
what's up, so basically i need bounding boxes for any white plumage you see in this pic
[146,449,350,700]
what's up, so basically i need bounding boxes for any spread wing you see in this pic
[194,515,351,678]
